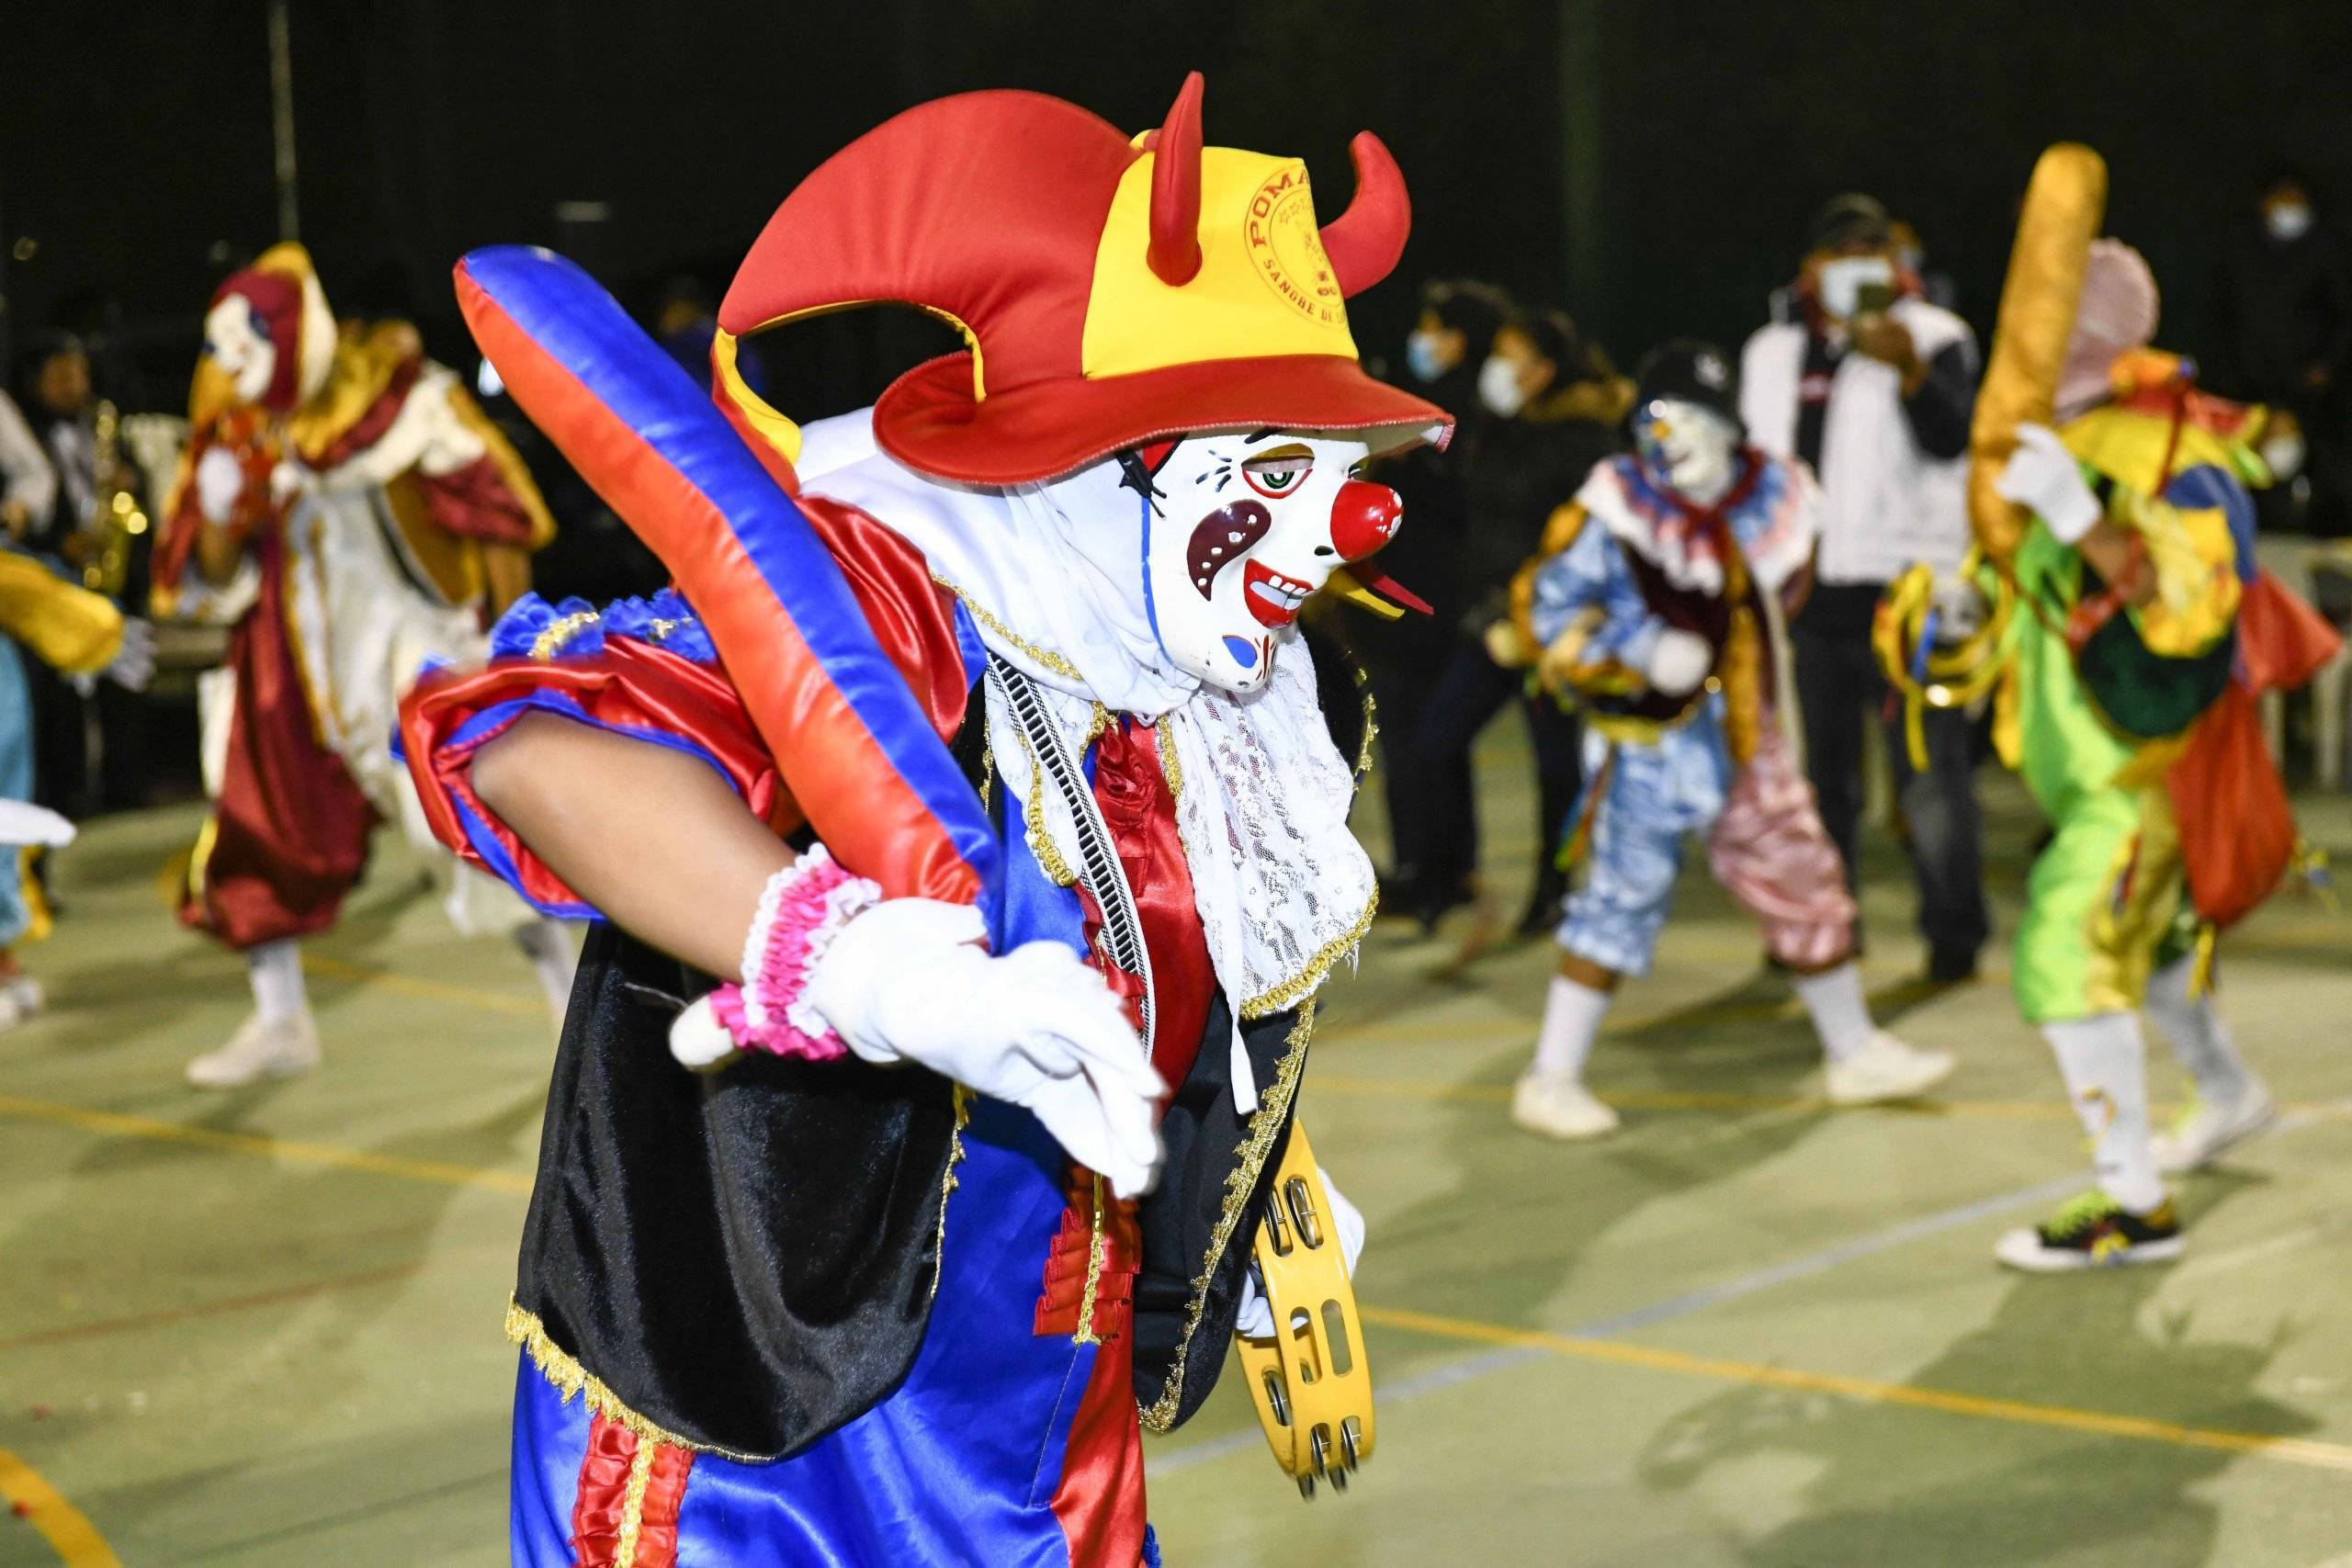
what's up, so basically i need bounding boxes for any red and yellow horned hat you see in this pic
[715,73,1450,487]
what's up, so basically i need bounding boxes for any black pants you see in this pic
[1396,633,1583,916]
[1791,583,1988,964]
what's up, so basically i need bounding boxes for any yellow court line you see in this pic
[0,1447,121,1567]
[1363,1304,2352,1476]
[0,1095,533,1197]
[1311,1075,2086,1120]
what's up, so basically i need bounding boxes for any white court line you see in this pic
[1154,1095,2352,1474]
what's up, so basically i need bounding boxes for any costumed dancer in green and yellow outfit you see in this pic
[1984,239,2311,1269]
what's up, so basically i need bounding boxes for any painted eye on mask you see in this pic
[1242,445,1314,499]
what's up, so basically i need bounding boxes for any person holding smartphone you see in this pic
[1739,193,1988,985]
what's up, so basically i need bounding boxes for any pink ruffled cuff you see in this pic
[707,845,880,1061]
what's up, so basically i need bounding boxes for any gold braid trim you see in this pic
[1154,720,1183,797]
[1073,1172,1107,1346]
[1353,683,1380,790]
[1012,724,1078,886]
[1238,891,1377,1021]
[1138,999,1317,1431]
[930,572,1082,680]
[529,607,602,662]
[613,1431,656,1568]
[930,1085,971,1303]
[505,1300,766,1462]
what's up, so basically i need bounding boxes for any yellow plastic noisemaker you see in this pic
[1233,1121,1374,1498]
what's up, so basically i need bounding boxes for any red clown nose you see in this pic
[1329,479,1403,562]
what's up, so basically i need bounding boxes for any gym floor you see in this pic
[4,719,2349,1566]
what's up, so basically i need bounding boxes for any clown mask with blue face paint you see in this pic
[1120,431,1401,695]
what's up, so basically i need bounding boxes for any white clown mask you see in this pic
[203,295,282,409]
[1633,398,1740,506]
[1127,432,1400,694]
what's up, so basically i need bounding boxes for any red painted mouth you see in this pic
[1243,560,1314,627]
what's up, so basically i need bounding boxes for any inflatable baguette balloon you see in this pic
[1969,143,2108,562]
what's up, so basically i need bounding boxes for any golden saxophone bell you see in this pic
[1232,1121,1374,1499]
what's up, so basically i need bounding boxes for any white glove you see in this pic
[106,618,156,693]
[1995,423,2101,544]
[1643,626,1714,697]
[1236,1165,1363,1339]
[806,897,1166,1199]
[194,446,245,525]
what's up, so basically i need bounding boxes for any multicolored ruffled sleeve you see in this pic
[398,589,792,919]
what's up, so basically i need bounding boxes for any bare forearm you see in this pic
[469,712,793,976]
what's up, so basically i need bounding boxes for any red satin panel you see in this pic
[185,527,379,950]
[400,639,795,910]
[1046,1264,1148,1568]
[571,1415,695,1568]
[1091,716,1213,1096]
[792,496,973,747]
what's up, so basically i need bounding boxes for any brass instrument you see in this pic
[1234,1121,1374,1498]
[75,399,150,598]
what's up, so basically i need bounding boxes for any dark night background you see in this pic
[6,0,2350,413]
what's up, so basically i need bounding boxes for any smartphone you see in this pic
[1852,280,1896,318]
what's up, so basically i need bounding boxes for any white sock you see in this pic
[1792,962,1873,1065]
[247,939,309,1023]
[514,919,580,1016]
[2043,1011,2164,1213]
[2144,956,2253,1106]
[1530,974,1611,1081]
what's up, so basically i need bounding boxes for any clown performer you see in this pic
[396,78,1433,1563]
[1507,342,1955,1140]
[153,243,573,1088]
[1979,228,2335,1270]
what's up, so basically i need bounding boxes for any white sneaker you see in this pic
[5,976,43,1020]
[1824,1031,1955,1106]
[1511,1072,1622,1140]
[2152,1082,2276,1174]
[187,1011,322,1089]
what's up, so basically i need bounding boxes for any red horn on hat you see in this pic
[1320,132,1410,299]
[1147,72,1205,287]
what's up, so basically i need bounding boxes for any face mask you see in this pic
[1477,355,1530,418]
[1137,433,1395,694]
[2267,203,2313,243]
[203,296,280,408]
[1634,398,1740,505]
[1815,255,1895,321]
[1404,330,1451,385]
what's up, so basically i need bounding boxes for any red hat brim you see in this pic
[871,352,1452,487]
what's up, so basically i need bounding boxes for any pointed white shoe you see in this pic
[1825,1031,1955,1106]
[187,1011,322,1089]
[2152,1082,2276,1174]
[1511,1072,1623,1140]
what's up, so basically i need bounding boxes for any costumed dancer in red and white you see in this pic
[397,78,1443,1564]
[154,243,576,1087]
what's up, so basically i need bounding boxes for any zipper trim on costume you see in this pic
[989,656,1157,1050]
